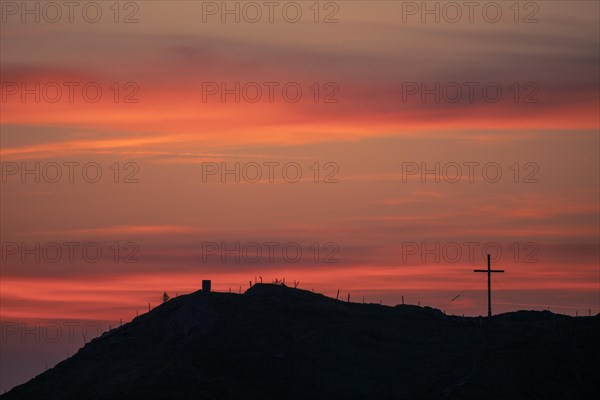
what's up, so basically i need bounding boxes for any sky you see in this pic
[1,0,599,393]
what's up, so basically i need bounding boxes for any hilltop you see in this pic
[3,284,599,399]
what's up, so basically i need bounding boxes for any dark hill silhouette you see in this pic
[3,284,599,399]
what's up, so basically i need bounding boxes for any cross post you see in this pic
[474,254,504,318]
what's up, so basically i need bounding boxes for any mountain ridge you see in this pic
[3,284,599,399]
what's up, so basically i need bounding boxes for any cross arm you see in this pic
[473,269,504,273]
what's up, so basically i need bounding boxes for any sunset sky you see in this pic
[1,0,599,392]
